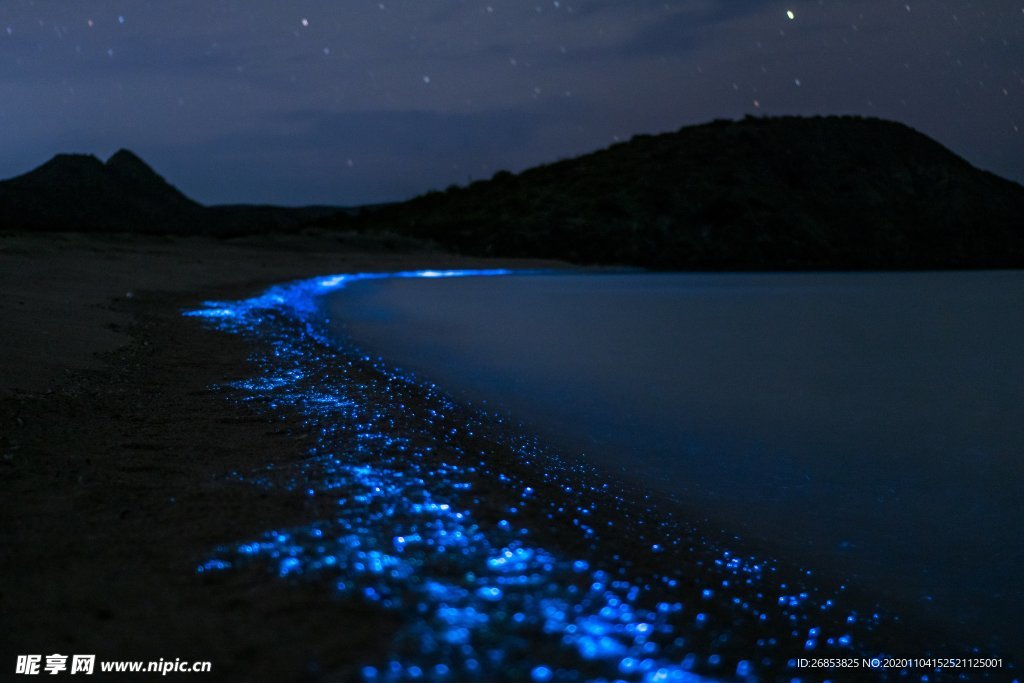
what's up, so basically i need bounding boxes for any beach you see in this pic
[0,233,1014,681]
[0,232,556,679]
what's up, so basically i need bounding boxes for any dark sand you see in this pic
[0,232,558,680]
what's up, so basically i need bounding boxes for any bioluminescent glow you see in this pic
[185,269,1010,682]
[185,269,515,323]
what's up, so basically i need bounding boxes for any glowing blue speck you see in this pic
[531,665,553,682]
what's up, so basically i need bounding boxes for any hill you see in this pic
[0,151,202,233]
[319,115,1024,270]
[0,151,339,235]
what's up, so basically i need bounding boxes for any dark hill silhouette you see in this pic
[321,115,1024,269]
[0,150,203,232]
[104,149,199,209]
[5,118,1023,268]
[0,151,340,234]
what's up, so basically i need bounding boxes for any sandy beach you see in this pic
[0,232,560,679]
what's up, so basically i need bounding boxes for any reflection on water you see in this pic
[328,271,1024,655]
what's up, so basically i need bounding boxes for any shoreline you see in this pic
[0,233,1013,680]
[173,266,999,679]
[322,268,1024,660]
[0,232,560,679]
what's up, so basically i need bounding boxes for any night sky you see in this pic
[2,1,1021,206]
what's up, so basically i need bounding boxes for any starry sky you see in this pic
[1,1,1021,206]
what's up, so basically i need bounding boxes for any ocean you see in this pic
[327,270,1024,654]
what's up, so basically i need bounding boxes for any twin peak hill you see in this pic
[3,116,1024,269]
[0,149,335,235]
[0,150,201,233]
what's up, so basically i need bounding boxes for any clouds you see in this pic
[0,1,1021,204]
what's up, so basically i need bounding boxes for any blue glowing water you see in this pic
[186,269,1018,682]
[326,271,1024,656]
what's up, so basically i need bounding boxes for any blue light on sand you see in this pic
[184,268,1002,682]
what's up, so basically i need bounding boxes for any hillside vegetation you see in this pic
[321,116,1024,269]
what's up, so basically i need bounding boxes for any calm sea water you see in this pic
[326,271,1024,653]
